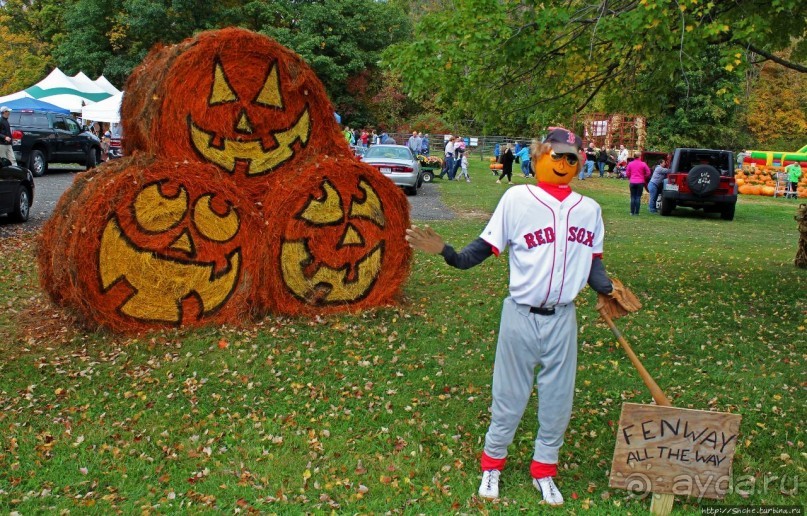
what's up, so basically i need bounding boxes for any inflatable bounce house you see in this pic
[37,28,412,333]
[744,144,807,169]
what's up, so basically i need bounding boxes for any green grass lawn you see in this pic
[0,159,804,513]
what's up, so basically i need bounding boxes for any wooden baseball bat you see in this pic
[599,309,676,515]
[598,309,671,407]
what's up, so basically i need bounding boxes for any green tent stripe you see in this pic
[24,85,111,103]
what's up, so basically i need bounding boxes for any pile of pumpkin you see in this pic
[735,166,807,198]
[489,157,503,170]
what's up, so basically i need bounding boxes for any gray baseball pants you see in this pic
[484,296,577,465]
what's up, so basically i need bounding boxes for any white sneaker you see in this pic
[478,470,500,499]
[534,476,563,506]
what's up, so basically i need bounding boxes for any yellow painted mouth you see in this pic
[189,108,311,175]
[99,218,241,323]
[280,240,383,304]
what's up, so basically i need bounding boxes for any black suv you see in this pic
[10,110,102,177]
[661,148,737,221]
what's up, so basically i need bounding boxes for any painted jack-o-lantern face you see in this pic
[262,159,412,315]
[49,161,263,331]
[534,148,579,185]
[122,28,349,188]
[99,181,242,323]
[187,59,311,176]
[281,177,386,305]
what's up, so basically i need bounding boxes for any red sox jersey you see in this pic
[481,185,604,307]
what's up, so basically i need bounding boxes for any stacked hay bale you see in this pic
[37,28,411,333]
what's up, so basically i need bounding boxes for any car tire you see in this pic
[720,203,736,221]
[660,195,675,216]
[28,149,47,177]
[11,185,30,222]
[405,185,418,196]
[686,165,720,196]
[422,170,434,183]
[86,147,98,169]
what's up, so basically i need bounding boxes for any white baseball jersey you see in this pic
[481,185,604,307]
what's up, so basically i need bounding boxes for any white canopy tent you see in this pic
[94,75,122,96]
[0,68,121,113]
[81,91,123,123]
[17,68,112,112]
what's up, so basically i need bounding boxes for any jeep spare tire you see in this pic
[687,165,720,196]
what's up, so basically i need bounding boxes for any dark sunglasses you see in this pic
[550,151,579,166]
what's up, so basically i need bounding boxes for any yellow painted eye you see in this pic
[299,180,343,225]
[134,183,188,232]
[210,61,238,105]
[193,194,240,242]
[255,63,283,108]
[350,179,385,227]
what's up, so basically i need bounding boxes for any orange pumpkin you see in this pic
[735,178,745,187]
[122,28,349,198]
[761,185,775,196]
[260,157,411,315]
[44,160,263,332]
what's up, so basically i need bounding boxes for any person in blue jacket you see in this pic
[515,145,532,177]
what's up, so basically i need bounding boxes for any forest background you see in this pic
[0,0,804,151]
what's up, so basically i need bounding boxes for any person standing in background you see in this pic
[515,144,531,177]
[0,107,17,165]
[647,157,670,213]
[407,131,422,155]
[496,143,515,184]
[626,154,651,215]
[421,133,430,156]
[440,135,456,180]
[596,146,608,178]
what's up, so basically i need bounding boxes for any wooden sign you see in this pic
[609,403,741,500]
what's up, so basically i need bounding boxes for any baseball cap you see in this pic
[0,106,11,113]
[543,127,582,154]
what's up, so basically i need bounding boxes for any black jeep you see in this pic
[660,148,737,221]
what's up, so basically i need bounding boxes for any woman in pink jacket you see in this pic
[625,156,651,215]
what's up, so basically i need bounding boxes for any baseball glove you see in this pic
[596,278,641,319]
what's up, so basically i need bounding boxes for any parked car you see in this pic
[0,160,35,222]
[362,144,423,196]
[661,148,737,220]
[9,109,102,176]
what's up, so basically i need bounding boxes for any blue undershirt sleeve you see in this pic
[440,237,494,270]
[588,256,613,294]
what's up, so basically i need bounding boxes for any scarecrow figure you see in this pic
[406,128,639,505]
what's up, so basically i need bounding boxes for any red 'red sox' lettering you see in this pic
[567,226,595,247]
[523,226,556,249]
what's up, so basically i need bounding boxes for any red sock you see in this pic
[530,460,557,479]
[480,451,507,471]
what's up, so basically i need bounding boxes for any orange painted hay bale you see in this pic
[49,160,265,333]
[122,27,350,199]
[259,156,411,316]
[38,156,151,306]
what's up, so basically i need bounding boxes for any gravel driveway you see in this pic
[0,170,454,237]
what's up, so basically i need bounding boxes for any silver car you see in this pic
[362,145,422,196]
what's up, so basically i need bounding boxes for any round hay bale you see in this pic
[54,159,265,333]
[122,27,350,198]
[38,155,152,306]
[259,156,412,316]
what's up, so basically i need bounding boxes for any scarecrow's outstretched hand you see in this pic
[406,225,445,255]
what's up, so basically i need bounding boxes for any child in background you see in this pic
[457,151,471,182]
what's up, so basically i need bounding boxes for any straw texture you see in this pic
[259,156,412,315]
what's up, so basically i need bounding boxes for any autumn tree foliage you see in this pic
[744,59,807,150]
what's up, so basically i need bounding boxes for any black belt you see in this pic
[530,306,555,315]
